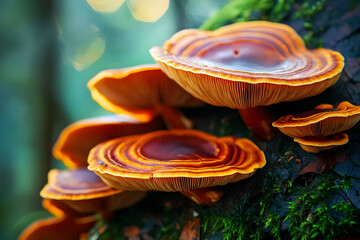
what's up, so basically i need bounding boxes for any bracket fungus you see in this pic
[53,114,164,168]
[42,199,89,219]
[20,193,97,240]
[272,101,360,138]
[294,133,349,153]
[88,64,203,129]
[150,21,344,141]
[40,168,146,214]
[88,129,266,204]
[18,215,97,240]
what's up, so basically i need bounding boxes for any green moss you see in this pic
[201,0,328,48]
[150,205,181,240]
[285,175,357,240]
[87,154,359,240]
[200,0,274,31]
[293,0,327,48]
[200,166,288,239]
[200,165,359,239]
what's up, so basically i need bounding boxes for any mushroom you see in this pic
[19,192,96,240]
[42,199,88,219]
[88,129,266,204]
[150,21,344,141]
[87,64,204,129]
[294,133,349,153]
[272,101,360,138]
[40,168,147,215]
[18,215,97,240]
[53,114,164,168]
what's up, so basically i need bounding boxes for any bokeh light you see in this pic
[86,0,125,13]
[127,0,169,22]
[68,25,105,71]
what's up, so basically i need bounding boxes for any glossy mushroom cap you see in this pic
[273,101,360,138]
[53,114,164,168]
[40,168,146,214]
[87,64,203,121]
[150,21,344,110]
[88,129,266,192]
[294,133,349,153]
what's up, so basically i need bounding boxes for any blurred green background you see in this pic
[0,0,226,239]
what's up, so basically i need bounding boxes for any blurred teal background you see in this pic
[0,0,226,239]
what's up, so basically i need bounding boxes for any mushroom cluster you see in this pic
[21,20,348,239]
[19,115,163,239]
[273,101,360,153]
[19,168,146,240]
[19,170,148,240]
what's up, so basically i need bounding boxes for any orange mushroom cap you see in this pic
[294,133,349,153]
[88,129,266,192]
[42,199,89,218]
[40,168,146,214]
[272,101,360,138]
[53,114,164,168]
[18,215,97,240]
[87,64,203,121]
[150,21,344,110]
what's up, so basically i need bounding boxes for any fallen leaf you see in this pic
[299,150,346,175]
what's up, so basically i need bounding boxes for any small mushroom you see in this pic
[87,64,204,129]
[273,101,360,138]
[150,21,344,141]
[40,168,147,215]
[88,129,266,204]
[53,114,164,168]
[294,133,349,153]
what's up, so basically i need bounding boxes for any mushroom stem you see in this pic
[238,106,277,141]
[155,104,193,129]
[180,187,224,205]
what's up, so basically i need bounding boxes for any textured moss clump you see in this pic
[200,161,359,239]
[201,0,328,48]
